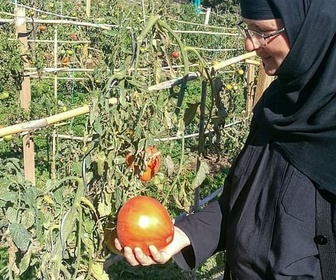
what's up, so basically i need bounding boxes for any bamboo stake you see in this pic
[148,52,256,91]
[0,98,118,138]
[1,17,238,36]
[245,58,261,66]
[44,119,243,144]
[212,51,256,71]
[86,0,91,17]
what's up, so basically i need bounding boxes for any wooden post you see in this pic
[51,28,58,180]
[15,7,35,185]
[254,63,275,107]
[245,62,275,116]
[245,63,256,116]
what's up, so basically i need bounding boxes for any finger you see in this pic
[149,245,170,264]
[123,246,141,266]
[134,247,155,266]
[114,238,123,251]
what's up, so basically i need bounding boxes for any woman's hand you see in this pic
[114,226,190,266]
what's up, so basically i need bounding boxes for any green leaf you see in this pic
[53,187,64,205]
[183,102,200,126]
[97,152,107,176]
[0,189,17,202]
[72,161,82,176]
[24,186,38,208]
[91,263,109,280]
[82,219,95,234]
[164,109,174,129]
[19,248,32,275]
[21,209,35,229]
[176,118,185,137]
[6,207,17,224]
[60,208,78,249]
[97,193,112,217]
[9,222,32,252]
[93,120,103,135]
[191,160,210,190]
[164,156,175,177]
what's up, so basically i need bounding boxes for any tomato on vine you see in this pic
[171,51,180,58]
[126,145,161,182]
[39,25,47,32]
[237,68,244,75]
[0,91,9,100]
[225,83,233,91]
[70,33,78,41]
[0,125,12,142]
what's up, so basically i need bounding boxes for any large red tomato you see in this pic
[116,196,174,256]
[126,146,161,182]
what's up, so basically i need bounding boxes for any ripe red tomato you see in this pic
[171,51,180,58]
[39,25,47,32]
[70,33,78,41]
[126,146,161,182]
[117,196,174,256]
[61,56,70,66]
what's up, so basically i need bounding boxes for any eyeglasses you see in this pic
[237,21,285,48]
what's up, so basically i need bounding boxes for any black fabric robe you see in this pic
[174,120,336,279]
[174,0,336,277]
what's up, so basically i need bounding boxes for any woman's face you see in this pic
[242,18,290,76]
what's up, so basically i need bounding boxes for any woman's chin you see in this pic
[263,63,277,76]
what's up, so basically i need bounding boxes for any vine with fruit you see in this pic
[0,0,258,279]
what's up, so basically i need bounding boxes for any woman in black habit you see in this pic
[116,0,336,278]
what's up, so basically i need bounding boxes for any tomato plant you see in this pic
[116,196,174,256]
[126,146,161,182]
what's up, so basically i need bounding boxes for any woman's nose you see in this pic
[245,37,258,52]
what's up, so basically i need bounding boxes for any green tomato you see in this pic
[3,134,12,142]
[0,91,9,100]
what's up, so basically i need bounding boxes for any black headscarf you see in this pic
[240,0,336,195]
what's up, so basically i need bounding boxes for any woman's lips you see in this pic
[261,56,272,63]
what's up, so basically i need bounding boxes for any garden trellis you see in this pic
[0,4,272,215]
[0,4,262,183]
[0,1,274,279]
[0,3,273,220]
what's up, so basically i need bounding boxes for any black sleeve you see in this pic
[173,183,231,270]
